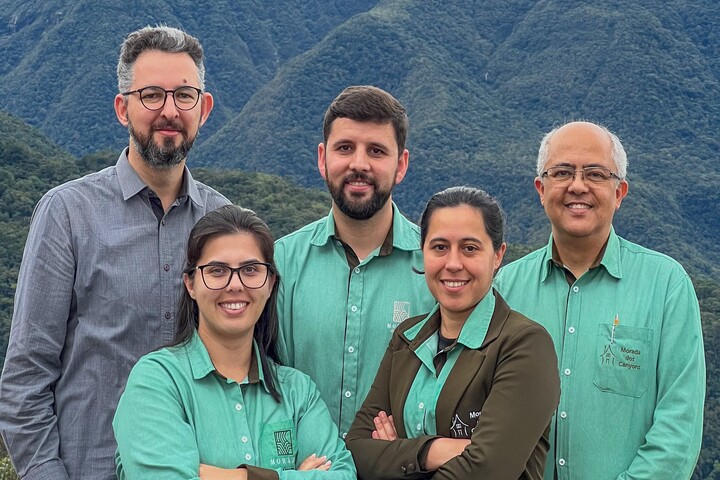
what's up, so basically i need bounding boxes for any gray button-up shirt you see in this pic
[0,149,230,480]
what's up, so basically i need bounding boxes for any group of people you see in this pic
[0,25,705,480]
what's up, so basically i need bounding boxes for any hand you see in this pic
[371,410,398,441]
[199,464,247,479]
[298,453,332,471]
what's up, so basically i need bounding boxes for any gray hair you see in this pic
[536,121,628,179]
[117,26,206,93]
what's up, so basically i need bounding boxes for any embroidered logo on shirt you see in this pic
[600,344,618,365]
[450,413,471,438]
[274,429,293,456]
[392,301,410,324]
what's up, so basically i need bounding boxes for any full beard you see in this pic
[128,118,195,170]
[327,172,394,220]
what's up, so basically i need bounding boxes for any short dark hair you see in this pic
[322,85,409,153]
[172,205,282,401]
[117,25,206,92]
[419,186,506,251]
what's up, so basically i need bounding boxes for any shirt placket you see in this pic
[158,202,180,343]
[556,279,583,480]
[339,262,364,437]
[232,384,257,465]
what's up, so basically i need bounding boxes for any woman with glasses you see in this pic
[345,187,560,479]
[113,205,355,479]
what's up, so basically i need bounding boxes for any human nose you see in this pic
[160,91,180,117]
[445,248,464,271]
[348,150,371,171]
[567,170,590,192]
[226,269,246,291]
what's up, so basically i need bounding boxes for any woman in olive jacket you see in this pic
[346,187,560,480]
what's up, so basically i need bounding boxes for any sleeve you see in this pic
[618,273,705,479]
[112,355,202,480]
[273,240,294,367]
[0,193,75,480]
[244,371,356,480]
[433,323,560,479]
[345,340,438,480]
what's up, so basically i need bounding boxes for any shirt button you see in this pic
[418,402,425,409]
[345,391,352,398]
[163,264,170,272]
[348,346,355,353]
[354,267,360,274]
[572,286,579,293]
[241,436,248,443]
[560,411,567,419]
[342,432,347,439]
[558,458,566,466]
[235,403,243,411]
[416,423,422,431]
[161,219,166,226]
[568,327,575,334]
[351,305,358,313]
[245,453,252,461]
[564,368,571,376]
[164,311,171,319]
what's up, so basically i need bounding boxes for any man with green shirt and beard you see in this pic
[274,86,435,439]
[494,121,705,479]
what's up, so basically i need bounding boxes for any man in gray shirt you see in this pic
[0,26,229,479]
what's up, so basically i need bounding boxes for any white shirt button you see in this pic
[416,423,422,431]
[354,267,360,274]
[348,346,355,353]
[345,391,352,398]
[245,453,252,461]
[558,458,566,466]
[572,286,579,293]
[351,305,358,312]
[241,436,248,443]
[418,402,425,409]
[568,327,575,334]
[560,411,567,419]
[564,368,571,376]
[235,403,243,411]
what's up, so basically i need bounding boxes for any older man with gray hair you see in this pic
[495,121,705,479]
[0,26,229,479]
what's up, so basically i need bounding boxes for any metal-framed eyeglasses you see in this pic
[193,262,272,290]
[541,166,623,184]
[121,86,202,111]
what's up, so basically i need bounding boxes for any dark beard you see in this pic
[327,172,393,220]
[128,118,194,170]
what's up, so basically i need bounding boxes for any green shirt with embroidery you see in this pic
[401,291,495,438]
[112,331,356,480]
[494,228,705,480]
[274,203,435,437]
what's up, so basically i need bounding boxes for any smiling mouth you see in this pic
[220,302,248,311]
[442,280,468,288]
[567,203,591,210]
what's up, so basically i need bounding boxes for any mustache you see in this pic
[344,172,375,185]
[152,120,187,134]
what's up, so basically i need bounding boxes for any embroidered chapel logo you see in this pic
[274,429,293,456]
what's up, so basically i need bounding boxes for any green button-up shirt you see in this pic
[112,332,356,480]
[494,228,705,480]
[275,203,435,437]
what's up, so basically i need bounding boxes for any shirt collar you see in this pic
[309,202,417,253]
[185,331,270,393]
[541,226,622,281]
[403,289,495,350]
[116,147,204,207]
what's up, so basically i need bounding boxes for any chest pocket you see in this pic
[259,419,296,470]
[593,324,652,397]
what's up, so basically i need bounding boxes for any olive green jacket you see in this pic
[346,291,560,480]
